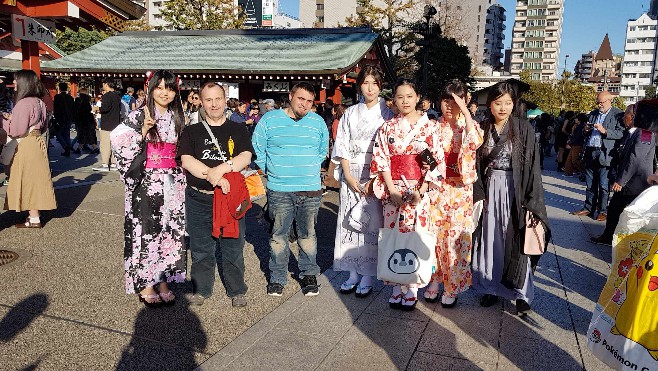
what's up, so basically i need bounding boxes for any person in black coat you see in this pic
[471,82,551,316]
[591,104,656,245]
[71,89,99,154]
[53,82,75,157]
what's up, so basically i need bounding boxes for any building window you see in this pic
[316,3,323,9]
[316,16,324,23]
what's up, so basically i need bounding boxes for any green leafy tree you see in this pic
[415,34,473,101]
[123,16,154,32]
[345,0,415,76]
[612,96,626,111]
[520,69,598,115]
[55,27,111,55]
[159,0,245,30]
[645,86,657,99]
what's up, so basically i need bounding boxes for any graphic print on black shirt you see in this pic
[177,120,255,191]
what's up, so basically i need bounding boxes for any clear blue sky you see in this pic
[280,0,651,73]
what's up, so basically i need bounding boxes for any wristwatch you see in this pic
[226,160,234,171]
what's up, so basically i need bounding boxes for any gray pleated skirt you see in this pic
[471,169,534,303]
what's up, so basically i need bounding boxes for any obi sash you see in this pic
[390,154,422,180]
[146,142,177,169]
[446,152,460,178]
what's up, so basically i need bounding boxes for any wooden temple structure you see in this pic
[40,27,395,105]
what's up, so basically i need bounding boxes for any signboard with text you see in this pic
[180,79,201,90]
[263,81,289,92]
[238,0,263,28]
[262,0,274,27]
[11,15,56,44]
[217,82,239,99]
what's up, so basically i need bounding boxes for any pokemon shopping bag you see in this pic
[587,186,658,370]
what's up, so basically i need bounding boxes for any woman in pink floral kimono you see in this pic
[370,79,445,311]
[423,80,483,308]
[111,70,187,308]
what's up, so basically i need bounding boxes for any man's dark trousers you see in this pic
[584,147,609,214]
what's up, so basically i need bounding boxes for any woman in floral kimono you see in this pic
[111,70,187,308]
[332,66,394,298]
[423,80,483,308]
[370,79,445,311]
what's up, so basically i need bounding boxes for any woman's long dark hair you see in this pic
[145,70,185,143]
[14,69,46,103]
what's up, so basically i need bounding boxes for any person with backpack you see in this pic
[122,87,137,111]
[94,79,122,172]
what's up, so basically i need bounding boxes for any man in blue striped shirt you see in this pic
[252,82,329,297]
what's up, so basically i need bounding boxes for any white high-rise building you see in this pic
[131,0,167,28]
[509,0,565,80]
[620,13,658,105]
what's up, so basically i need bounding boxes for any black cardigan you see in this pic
[473,118,551,289]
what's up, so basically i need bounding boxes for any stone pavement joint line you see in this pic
[547,236,587,368]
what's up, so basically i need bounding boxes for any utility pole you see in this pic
[564,54,570,75]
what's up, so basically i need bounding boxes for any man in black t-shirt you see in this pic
[177,82,255,308]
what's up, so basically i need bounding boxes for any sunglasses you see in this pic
[192,97,199,100]
[596,99,610,104]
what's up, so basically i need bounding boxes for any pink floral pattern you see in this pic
[429,116,483,296]
[370,113,446,233]
[111,109,187,294]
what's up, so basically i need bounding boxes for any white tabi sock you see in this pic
[359,275,373,288]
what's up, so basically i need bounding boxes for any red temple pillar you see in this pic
[330,85,342,105]
[70,76,78,97]
[20,40,40,75]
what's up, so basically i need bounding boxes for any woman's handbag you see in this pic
[523,210,546,255]
[376,204,435,285]
[0,137,18,166]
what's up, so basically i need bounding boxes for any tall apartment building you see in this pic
[509,0,565,80]
[131,0,167,28]
[620,12,658,105]
[299,0,356,28]
[574,51,595,82]
[483,3,506,68]
[434,0,506,69]
[299,0,506,69]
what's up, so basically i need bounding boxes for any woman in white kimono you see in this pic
[332,66,394,297]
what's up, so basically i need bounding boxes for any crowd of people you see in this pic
[7,66,655,317]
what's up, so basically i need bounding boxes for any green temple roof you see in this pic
[42,27,389,76]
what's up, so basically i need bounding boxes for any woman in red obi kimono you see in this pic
[370,79,445,311]
[423,80,484,308]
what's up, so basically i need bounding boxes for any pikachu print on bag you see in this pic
[611,237,658,361]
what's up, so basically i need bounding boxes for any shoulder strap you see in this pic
[201,119,228,162]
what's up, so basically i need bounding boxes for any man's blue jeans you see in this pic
[267,190,321,285]
[584,147,610,214]
[186,186,248,298]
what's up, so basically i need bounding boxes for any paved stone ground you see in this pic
[0,145,614,370]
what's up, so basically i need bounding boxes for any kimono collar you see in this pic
[438,114,465,129]
[153,107,172,122]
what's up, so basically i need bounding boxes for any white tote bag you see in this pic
[376,200,435,285]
